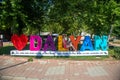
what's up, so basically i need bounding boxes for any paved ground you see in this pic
[0,56,120,80]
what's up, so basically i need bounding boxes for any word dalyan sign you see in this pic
[11,34,108,51]
[10,34,108,56]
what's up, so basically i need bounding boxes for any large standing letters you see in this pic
[58,35,68,51]
[70,35,81,50]
[80,36,94,51]
[30,35,42,51]
[94,35,108,51]
[43,35,56,51]
[11,34,108,51]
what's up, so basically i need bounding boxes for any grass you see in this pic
[35,56,109,60]
[0,42,113,60]
[0,45,15,55]
[0,43,30,55]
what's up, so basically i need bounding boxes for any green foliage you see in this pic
[0,45,15,55]
[48,0,120,35]
[28,57,33,62]
[41,22,64,34]
[114,47,120,59]
[109,46,120,60]
[0,0,48,35]
[0,0,26,34]
[0,0,120,36]
[108,48,115,57]
[36,56,109,60]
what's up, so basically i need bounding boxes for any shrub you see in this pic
[108,48,115,57]
[28,57,33,62]
[113,47,120,59]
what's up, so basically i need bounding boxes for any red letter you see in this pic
[69,35,81,50]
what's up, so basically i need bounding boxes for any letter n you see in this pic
[94,35,108,51]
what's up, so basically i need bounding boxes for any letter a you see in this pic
[43,35,56,51]
[80,36,93,51]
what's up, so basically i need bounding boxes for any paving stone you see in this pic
[26,78,39,80]
[1,76,13,80]
[26,68,35,71]
[0,55,120,80]
[12,76,26,80]
[38,69,43,72]
[45,66,65,75]
[3,59,14,66]
[1,76,39,80]
[41,78,51,80]
[74,72,79,76]
[58,61,69,65]
[38,61,47,64]
[86,66,108,77]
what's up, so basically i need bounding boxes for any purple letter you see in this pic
[43,35,56,51]
[30,35,42,51]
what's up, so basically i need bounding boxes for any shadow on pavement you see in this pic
[0,61,28,71]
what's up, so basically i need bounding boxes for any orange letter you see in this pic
[69,35,81,50]
[58,35,68,51]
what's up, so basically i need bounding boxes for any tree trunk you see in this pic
[108,25,113,41]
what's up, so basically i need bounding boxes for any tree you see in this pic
[1,0,120,37]
[73,0,120,36]
[47,0,76,35]
[0,0,48,35]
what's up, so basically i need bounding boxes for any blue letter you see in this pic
[94,35,108,51]
[80,36,94,51]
